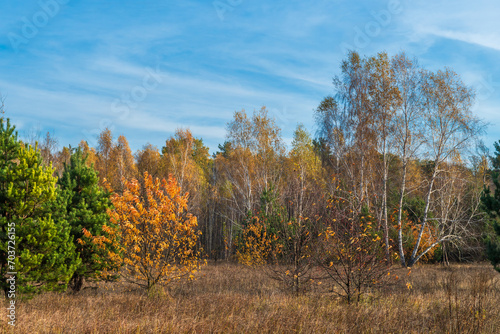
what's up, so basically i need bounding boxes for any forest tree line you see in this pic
[2,51,500,297]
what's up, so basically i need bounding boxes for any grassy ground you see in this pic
[1,262,499,333]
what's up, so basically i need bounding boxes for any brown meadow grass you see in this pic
[1,262,499,333]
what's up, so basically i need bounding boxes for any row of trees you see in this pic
[316,52,485,267]
[2,50,500,298]
[0,118,202,295]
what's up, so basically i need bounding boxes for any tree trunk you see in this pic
[409,165,438,266]
[70,273,84,292]
[397,161,408,267]
[382,139,390,264]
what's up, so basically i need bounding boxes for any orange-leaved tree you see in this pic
[108,171,203,291]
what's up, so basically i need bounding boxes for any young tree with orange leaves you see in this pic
[108,172,203,291]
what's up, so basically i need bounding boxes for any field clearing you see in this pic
[1,262,499,333]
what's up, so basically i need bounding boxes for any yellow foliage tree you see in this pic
[234,217,279,267]
[111,135,138,192]
[95,129,137,192]
[108,172,203,291]
[135,143,162,178]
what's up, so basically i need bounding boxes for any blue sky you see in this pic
[1,0,499,154]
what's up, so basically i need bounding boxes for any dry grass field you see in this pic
[1,262,499,333]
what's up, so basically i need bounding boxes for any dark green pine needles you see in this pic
[58,147,121,292]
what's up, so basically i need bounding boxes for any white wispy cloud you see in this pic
[2,0,500,153]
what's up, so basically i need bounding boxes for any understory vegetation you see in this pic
[2,50,500,332]
[1,263,499,333]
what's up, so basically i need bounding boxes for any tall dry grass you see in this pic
[1,262,499,333]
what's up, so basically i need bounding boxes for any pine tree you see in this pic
[482,141,500,272]
[58,148,121,291]
[0,119,79,296]
[485,221,500,272]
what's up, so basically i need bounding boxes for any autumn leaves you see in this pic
[1,49,488,299]
[108,173,202,291]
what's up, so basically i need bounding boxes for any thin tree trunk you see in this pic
[397,161,408,267]
[382,139,390,263]
[409,166,438,266]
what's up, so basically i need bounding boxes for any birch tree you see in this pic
[406,68,482,266]
[391,53,426,266]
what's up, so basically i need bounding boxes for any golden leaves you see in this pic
[235,220,277,267]
[108,171,203,289]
